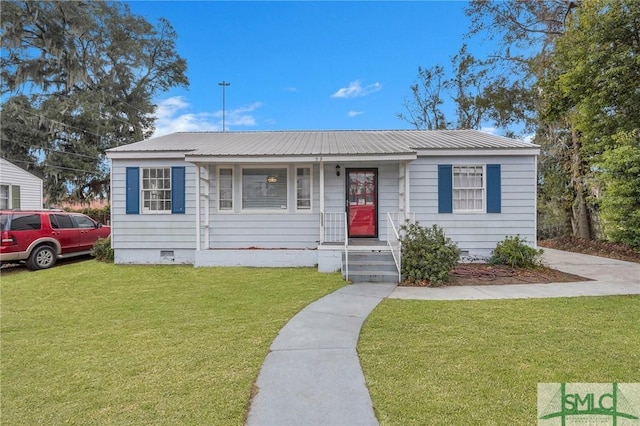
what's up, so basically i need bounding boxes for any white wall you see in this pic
[0,158,43,209]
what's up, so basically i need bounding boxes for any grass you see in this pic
[358,296,640,425]
[0,261,345,425]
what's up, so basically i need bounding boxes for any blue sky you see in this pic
[126,1,483,136]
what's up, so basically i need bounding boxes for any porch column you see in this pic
[319,161,325,243]
[404,161,411,213]
[195,164,201,251]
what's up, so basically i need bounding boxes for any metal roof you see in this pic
[107,130,538,157]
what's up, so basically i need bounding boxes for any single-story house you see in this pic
[0,158,44,210]
[106,130,539,280]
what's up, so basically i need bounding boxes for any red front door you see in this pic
[347,169,377,237]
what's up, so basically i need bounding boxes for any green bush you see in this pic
[399,222,461,286]
[491,235,543,268]
[93,236,114,263]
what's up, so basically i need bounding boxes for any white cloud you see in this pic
[284,87,297,92]
[479,126,498,135]
[347,111,364,117]
[331,80,382,98]
[152,97,262,136]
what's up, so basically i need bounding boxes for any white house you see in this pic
[0,158,43,210]
[106,130,539,281]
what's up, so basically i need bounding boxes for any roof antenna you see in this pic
[218,81,230,132]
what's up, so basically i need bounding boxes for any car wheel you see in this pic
[26,245,57,270]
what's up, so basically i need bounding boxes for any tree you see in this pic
[397,65,450,130]
[0,1,188,203]
[542,0,640,245]
[463,0,600,240]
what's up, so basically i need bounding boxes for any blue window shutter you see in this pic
[486,164,501,213]
[171,166,186,214]
[438,165,453,213]
[126,167,139,214]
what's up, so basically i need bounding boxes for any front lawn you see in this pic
[1,262,345,425]
[359,296,640,425]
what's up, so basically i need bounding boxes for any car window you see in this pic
[73,215,96,229]
[9,214,41,231]
[50,214,76,229]
[0,214,8,231]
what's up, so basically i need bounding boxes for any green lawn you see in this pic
[0,261,345,425]
[359,296,640,425]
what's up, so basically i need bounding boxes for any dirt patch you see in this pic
[538,237,640,264]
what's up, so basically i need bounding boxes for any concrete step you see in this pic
[342,250,399,283]
[345,270,399,283]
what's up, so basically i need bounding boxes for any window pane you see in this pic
[141,168,172,212]
[243,168,287,210]
[219,168,233,210]
[10,214,41,230]
[296,167,311,210]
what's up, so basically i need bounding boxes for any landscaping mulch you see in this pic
[447,263,590,286]
[538,237,640,264]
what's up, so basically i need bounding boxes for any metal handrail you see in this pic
[344,213,349,281]
[386,213,402,282]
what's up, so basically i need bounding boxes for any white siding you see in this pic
[110,159,196,263]
[409,155,537,258]
[0,158,43,209]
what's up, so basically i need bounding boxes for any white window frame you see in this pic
[240,166,289,213]
[0,184,20,209]
[0,184,10,209]
[217,167,234,212]
[141,167,172,214]
[453,165,485,213]
[295,166,313,212]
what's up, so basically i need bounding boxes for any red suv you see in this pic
[0,210,111,270]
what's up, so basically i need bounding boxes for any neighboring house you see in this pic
[106,130,540,277]
[0,158,43,210]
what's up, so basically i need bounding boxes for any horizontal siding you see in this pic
[111,159,196,250]
[409,155,537,257]
[0,159,43,209]
[210,214,319,248]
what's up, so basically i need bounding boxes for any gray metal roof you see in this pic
[107,130,537,156]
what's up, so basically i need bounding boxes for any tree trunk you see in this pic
[570,128,593,239]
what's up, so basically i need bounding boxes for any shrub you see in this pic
[491,235,543,268]
[93,236,114,263]
[399,222,461,286]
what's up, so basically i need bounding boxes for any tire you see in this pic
[26,245,57,270]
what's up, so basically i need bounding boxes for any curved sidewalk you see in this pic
[390,248,640,300]
[246,249,639,425]
[246,283,396,426]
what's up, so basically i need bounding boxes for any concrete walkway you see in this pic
[391,248,640,300]
[246,283,396,426]
[246,249,639,425]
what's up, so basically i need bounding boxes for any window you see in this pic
[453,165,484,212]
[218,168,233,210]
[296,167,311,211]
[0,184,20,209]
[0,185,8,209]
[142,168,172,213]
[50,214,75,229]
[9,213,41,231]
[73,215,96,229]
[242,167,287,210]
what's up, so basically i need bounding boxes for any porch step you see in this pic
[342,250,399,284]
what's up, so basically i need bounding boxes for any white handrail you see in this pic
[344,213,349,281]
[387,213,402,282]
